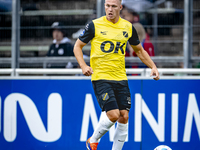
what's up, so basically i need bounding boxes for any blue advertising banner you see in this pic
[0,79,199,150]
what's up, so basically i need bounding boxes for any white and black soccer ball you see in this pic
[154,145,172,150]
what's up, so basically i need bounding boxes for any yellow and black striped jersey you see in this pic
[79,16,140,81]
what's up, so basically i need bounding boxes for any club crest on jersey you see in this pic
[123,31,128,38]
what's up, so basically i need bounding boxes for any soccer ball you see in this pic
[154,145,172,150]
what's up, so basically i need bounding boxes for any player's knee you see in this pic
[111,113,120,122]
[122,114,129,122]
[109,116,120,122]
[118,110,129,123]
[118,115,129,124]
[107,110,120,122]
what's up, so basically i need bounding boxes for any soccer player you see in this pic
[73,0,160,149]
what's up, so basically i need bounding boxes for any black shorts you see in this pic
[92,80,131,112]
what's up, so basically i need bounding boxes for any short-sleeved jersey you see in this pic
[79,16,140,81]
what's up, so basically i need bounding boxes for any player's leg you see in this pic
[111,80,131,150]
[86,109,116,150]
[89,108,119,143]
[87,81,120,150]
[87,104,120,150]
[112,110,129,150]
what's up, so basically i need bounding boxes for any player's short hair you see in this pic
[106,0,122,4]
[118,0,122,4]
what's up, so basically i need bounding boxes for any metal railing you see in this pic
[0,45,91,52]
[0,56,200,69]
[0,9,94,16]
[1,68,200,78]
[0,69,15,76]
[0,56,200,64]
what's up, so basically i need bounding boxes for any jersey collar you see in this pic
[104,16,121,25]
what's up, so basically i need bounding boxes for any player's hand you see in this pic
[150,67,160,80]
[81,65,93,76]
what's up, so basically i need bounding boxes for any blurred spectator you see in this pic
[47,22,74,68]
[72,12,96,39]
[121,6,154,57]
[122,0,153,13]
[121,6,155,72]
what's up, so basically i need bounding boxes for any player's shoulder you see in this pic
[83,20,94,32]
[83,17,104,30]
[92,16,105,24]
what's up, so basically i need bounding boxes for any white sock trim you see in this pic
[117,122,128,131]
[112,122,128,150]
[90,113,115,143]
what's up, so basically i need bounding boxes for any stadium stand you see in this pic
[0,0,199,68]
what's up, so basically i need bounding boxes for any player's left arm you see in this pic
[131,43,160,80]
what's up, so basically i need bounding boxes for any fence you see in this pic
[0,68,200,78]
[0,0,200,68]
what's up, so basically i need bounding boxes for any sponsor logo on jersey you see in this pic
[100,41,125,54]
[100,31,107,35]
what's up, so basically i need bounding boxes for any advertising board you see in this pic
[0,79,199,150]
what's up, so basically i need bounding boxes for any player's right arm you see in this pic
[73,39,93,76]
[73,21,95,76]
